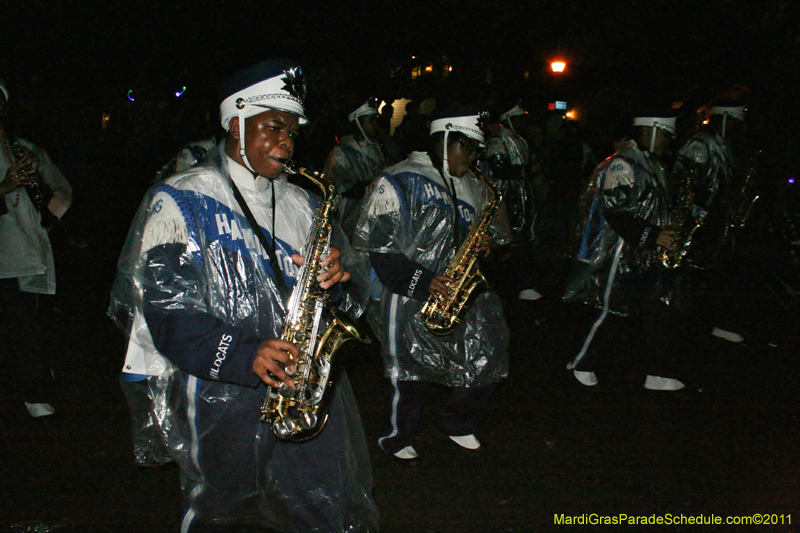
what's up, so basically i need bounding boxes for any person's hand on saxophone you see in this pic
[252,247,350,387]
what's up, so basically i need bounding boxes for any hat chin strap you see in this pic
[649,125,656,153]
[442,128,456,181]
[238,109,257,174]
[355,117,378,146]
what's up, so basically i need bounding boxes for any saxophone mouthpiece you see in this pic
[276,159,298,174]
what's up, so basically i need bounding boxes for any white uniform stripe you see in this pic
[379,295,402,446]
[180,375,203,533]
[568,240,624,369]
[387,294,399,356]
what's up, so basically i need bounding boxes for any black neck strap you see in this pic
[228,176,290,301]
[439,169,461,245]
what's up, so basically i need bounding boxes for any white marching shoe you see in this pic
[711,327,744,343]
[643,375,686,391]
[573,370,599,387]
[518,289,543,301]
[25,402,56,418]
[392,446,418,460]
[449,434,481,450]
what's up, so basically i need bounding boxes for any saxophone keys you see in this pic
[300,411,318,430]
[273,417,297,439]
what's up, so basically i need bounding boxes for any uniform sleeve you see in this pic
[369,252,435,300]
[139,190,263,386]
[143,243,262,387]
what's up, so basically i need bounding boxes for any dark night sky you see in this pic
[2,1,800,147]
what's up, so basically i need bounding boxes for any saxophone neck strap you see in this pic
[227,175,290,301]
[438,170,461,245]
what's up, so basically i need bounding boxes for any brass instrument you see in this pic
[420,167,503,335]
[727,150,761,229]
[660,157,702,269]
[10,142,43,208]
[260,163,370,442]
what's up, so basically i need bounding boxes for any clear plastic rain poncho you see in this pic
[564,139,671,317]
[323,135,386,240]
[484,127,534,242]
[108,142,378,532]
[0,138,72,294]
[672,131,737,269]
[353,151,511,387]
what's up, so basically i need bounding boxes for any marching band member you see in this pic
[323,97,387,241]
[565,111,689,392]
[109,59,377,532]
[0,79,72,418]
[354,106,511,460]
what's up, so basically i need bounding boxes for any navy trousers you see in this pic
[378,379,497,454]
[0,278,54,402]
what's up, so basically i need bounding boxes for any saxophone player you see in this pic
[672,103,749,344]
[566,110,691,392]
[0,78,73,419]
[109,60,378,533]
[354,106,512,460]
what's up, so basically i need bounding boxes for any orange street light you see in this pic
[551,61,566,73]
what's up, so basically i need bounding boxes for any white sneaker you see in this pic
[393,446,418,460]
[712,327,744,343]
[25,402,55,418]
[449,434,481,450]
[643,375,686,391]
[573,370,599,387]
[518,289,543,301]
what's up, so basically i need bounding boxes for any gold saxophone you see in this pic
[727,150,761,229]
[260,163,370,442]
[420,167,503,335]
[660,157,702,269]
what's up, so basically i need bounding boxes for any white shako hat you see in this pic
[711,105,746,121]
[499,103,527,122]
[218,59,308,173]
[348,97,379,122]
[429,105,487,146]
[633,111,677,153]
[219,58,308,130]
[710,104,746,139]
[429,105,487,180]
[499,102,527,134]
[632,115,677,136]
[348,97,380,143]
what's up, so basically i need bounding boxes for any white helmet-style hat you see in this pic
[429,105,487,180]
[711,105,746,138]
[218,59,308,173]
[499,102,527,134]
[348,97,380,142]
[348,97,379,122]
[633,113,677,153]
